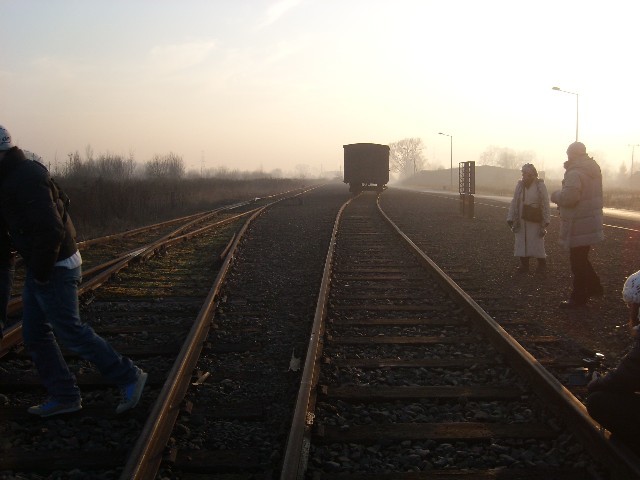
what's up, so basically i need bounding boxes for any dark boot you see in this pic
[517,257,529,274]
[536,258,547,276]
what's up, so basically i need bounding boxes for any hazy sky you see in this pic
[2,1,639,179]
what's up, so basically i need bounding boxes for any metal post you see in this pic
[552,87,579,141]
[575,93,579,142]
[449,135,453,188]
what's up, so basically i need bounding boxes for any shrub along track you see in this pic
[0,189,313,479]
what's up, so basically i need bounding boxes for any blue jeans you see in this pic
[22,266,138,403]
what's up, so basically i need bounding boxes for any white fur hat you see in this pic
[622,270,640,304]
[0,125,13,151]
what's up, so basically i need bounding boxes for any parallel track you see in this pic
[281,192,640,479]
[0,189,310,479]
[1,187,639,479]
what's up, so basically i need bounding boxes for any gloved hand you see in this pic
[539,226,547,238]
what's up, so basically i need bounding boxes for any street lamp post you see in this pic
[438,132,453,188]
[629,144,640,179]
[552,86,579,141]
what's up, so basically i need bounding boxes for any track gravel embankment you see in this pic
[381,187,640,371]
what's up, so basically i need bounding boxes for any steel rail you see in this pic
[77,192,287,248]
[77,210,210,248]
[374,195,640,480]
[76,207,249,281]
[3,201,251,316]
[80,209,257,292]
[7,194,285,280]
[280,195,354,479]
[280,192,640,480]
[119,205,266,479]
[0,208,259,356]
[0,185,313,354]
[122,187,316,479]
[0,186,316,477]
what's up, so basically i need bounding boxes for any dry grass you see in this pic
[60,176,317,239]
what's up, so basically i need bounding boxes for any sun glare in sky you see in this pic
[2,0,639,180]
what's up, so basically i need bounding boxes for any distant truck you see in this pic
[343,143,390,193]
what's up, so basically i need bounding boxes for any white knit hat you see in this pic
[0,125,14,151]
[622,270,640,304]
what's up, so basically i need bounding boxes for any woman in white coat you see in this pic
[507,164,551,274]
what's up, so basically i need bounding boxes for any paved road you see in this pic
[394,185,640,222]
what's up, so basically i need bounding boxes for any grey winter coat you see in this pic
[506,179,550,259]
[550,155,604,250]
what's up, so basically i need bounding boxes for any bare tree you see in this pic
[65,151,84,178]
[478,146,536,170]
[617,162,629,185]
[85,144,94,163]
[478,146,500,166]
[497,148,518,170]
[145,152,185,179]
[95,154,137,181]
[294,164,310,179]
[389,138,427,178]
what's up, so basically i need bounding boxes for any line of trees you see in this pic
[42,147,299,182]
[388,136,640,191]
[33,146,315,239]
[51,149,185,182]
[145,153,185,179]
[388,139,539,177]
[477,146,536,170]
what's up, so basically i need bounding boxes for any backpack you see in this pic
[31,160,70,223]
[49,176,71,223]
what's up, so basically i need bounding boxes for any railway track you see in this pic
[0,189,311,479]
[376,189,640,393]
[154,186,351,479]
[280,192,640,479]
[0,193,289,346]
[1,185,638,479]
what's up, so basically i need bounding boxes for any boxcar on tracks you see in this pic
[343,143,390,193]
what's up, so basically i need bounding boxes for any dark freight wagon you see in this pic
[343,143,390,193]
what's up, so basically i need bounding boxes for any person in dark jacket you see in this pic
[550,141,604,309]
[0,125,147,417]
[586,270,640,442]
